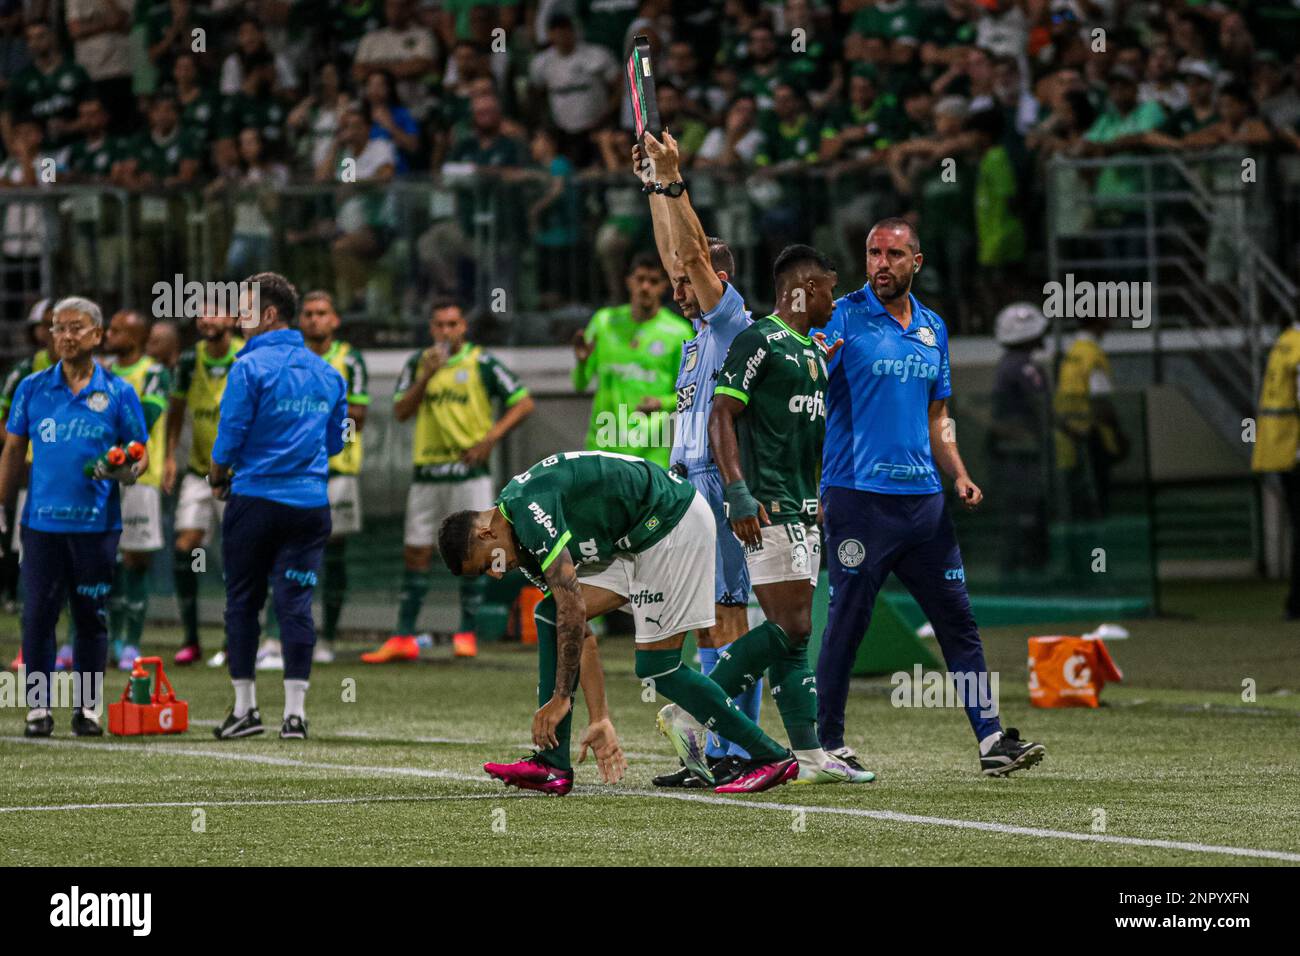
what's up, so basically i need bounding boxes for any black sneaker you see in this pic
[71,709,103,737]
[652,763,697,787]
[981,728,1045,777]
[213,708,264,740]
[654,754,721,788]
[709,755,747,787]
[24,712,53,737]
[280,714,308,739]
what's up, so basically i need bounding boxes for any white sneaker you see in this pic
[312,643,335,664]
[655,704,713,784]
[206,650,227,668]
[793,747,877,784]
[256,639,283,671]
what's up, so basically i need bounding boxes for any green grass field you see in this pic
[2,580,1298,867]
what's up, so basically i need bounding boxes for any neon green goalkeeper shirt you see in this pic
[573,304,692,469]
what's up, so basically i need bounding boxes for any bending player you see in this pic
[706,244,874,784]
[637,129,761,788]
[439,451,800,795]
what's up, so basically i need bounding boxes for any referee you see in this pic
[815,219,1046,777]
[0,296,147,737]
[209,273,347,740]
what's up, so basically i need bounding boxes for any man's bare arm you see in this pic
[578,628,608,722]
[643,131,725,313]
[543,550,587,698]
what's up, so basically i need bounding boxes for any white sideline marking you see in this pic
[5,736,1299,863]
[0,793,525,813]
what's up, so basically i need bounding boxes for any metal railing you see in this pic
[1045,151,1299,428]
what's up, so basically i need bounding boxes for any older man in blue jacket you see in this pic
[209,272,347,740]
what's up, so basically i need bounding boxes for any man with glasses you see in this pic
[0,296,148,737]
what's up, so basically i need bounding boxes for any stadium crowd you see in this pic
[1,0,1300,332]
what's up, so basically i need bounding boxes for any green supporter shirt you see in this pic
[496,450,696,590]
[4,58,93,148]
[179,88,223,149]
[755,113,823,166]
[128,128,203,181]
[63,134,127,180]
[219,93,288,154]
[1084,100,1166,205]
[714,314,827,525]
[975,144,1025,267]
[851,0,924,40]
[573,304,692,469]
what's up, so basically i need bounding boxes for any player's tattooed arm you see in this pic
[928,399,982,509]
[532,550,585,750]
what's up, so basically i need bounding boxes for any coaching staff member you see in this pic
[208,273,347,741]
[814,219,1046,777]
[0,296,148,737]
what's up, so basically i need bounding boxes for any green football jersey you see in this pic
[496,451,696,589]
[715,315,827,525]
[573,305,692,469]
[4,58,92,147]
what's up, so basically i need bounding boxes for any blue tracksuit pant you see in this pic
[816,486,1001,749]
[20,527,118,710]
[222,494,330,681]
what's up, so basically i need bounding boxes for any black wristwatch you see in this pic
[658,180,686,197]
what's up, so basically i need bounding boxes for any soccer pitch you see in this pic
[2,581,1298,868]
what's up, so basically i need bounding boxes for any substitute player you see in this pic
[0,296,147,736]
[816,218,1045,776]
[209,273,346,740]
[707,244,874,785]
[439,450,799,795]
[638,129,760,786]
[572,251,690,468]
[103,309,172,670]
[300,291,368,663]
[164,301,243,666]
[361,299,534,663]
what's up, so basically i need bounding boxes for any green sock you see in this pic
[533,596,573,770]
[767,638,820,751]
[707,620,786,697]
[396,567,431,635]
[264,596,279,640]
[323,539,347,643]
[458,575,486,633]
[173,550,200,647]
[108,562,127,643]
[710,620,820,751]
[124,564,149,645]
[636,647,788,763]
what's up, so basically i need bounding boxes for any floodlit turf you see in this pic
[1,580,1298,867]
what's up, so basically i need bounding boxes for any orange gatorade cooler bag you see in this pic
[1027,636,1123,708]
[108,656,189,735]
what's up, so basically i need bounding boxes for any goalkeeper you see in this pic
[0,297,148,738]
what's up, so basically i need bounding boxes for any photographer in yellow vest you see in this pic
[1053,317,1127,518]
[1251,322,1300,619]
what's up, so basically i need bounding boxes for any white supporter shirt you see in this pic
[65,0,133,81]
[528,42,619,133]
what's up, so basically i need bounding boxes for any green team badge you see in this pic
[808,356,819,381]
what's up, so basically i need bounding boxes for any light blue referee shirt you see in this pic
[670,281,751,471]
[820,283,952,496]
